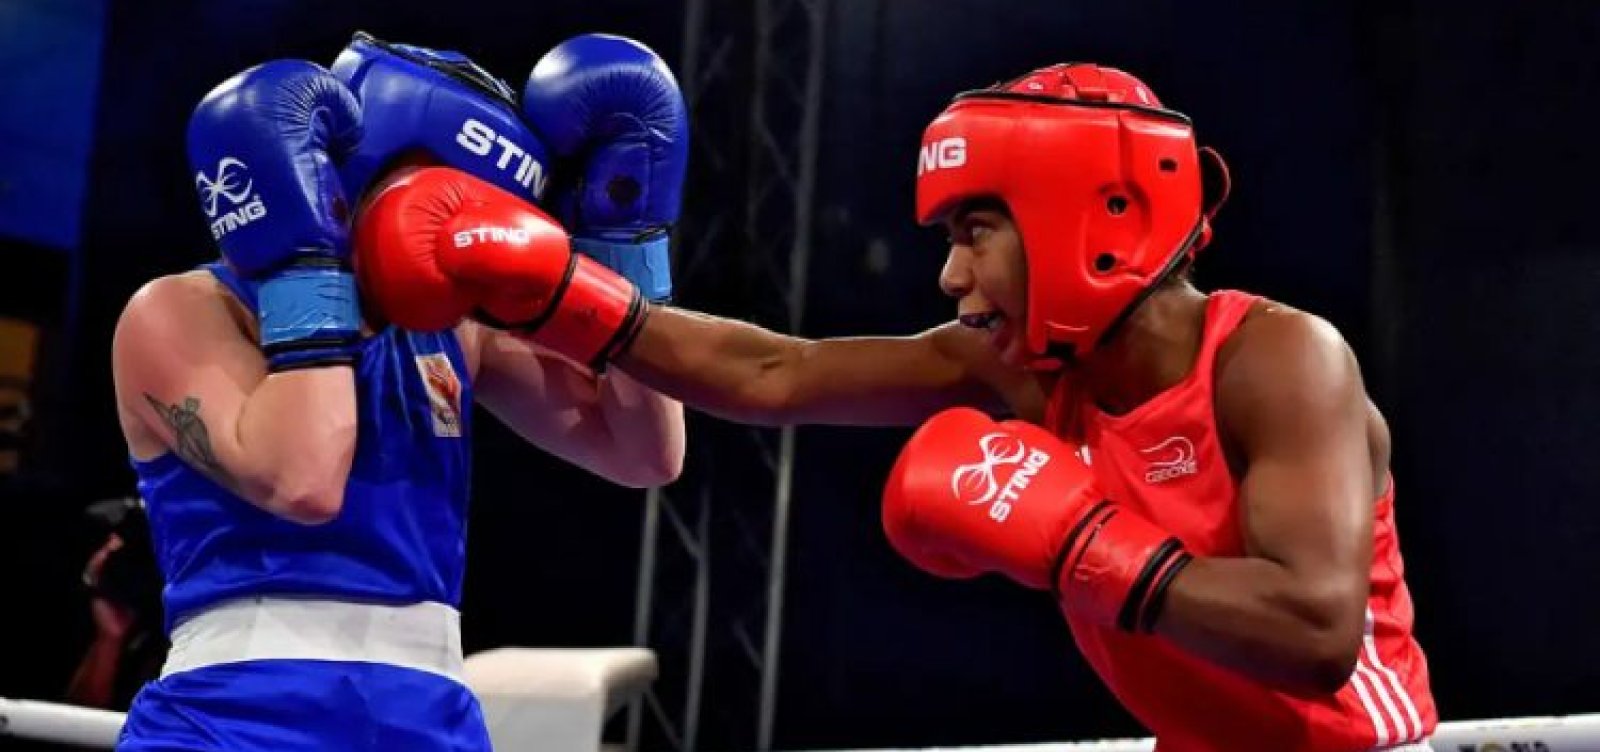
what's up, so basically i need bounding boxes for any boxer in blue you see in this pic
[108,33,687,750]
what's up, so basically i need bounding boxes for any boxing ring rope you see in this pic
[810,712,1600,751]
[0,697,124,748]
[4,694,1598,752]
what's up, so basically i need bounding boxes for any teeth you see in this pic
[959,311,1004,331]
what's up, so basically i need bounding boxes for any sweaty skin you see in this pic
[615,205,1391,693]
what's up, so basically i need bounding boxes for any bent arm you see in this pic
[616,308,1027,427]
[472,323,685,488]
[65,627,126,709]
[113,276,358,524]
[1151,312,1375,695]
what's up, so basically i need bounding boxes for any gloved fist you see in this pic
[883,408,1102,588]
[523,34,689,302]
[882,408,1194,633]
[354,167,647,369]
[187,60,364,371]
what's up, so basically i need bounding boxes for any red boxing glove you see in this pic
[881,408,1193,633]
[354,166,647,368]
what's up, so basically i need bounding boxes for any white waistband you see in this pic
[162,597,464,681]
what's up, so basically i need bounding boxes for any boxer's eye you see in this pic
[946,212,978,245]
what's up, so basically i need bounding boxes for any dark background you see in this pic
[2,0,1597,749]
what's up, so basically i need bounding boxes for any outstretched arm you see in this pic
[617,312,1035,427]
[352,167,1036,432]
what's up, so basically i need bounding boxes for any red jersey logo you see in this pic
[1139,436,1198,484]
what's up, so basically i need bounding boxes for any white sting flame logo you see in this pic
[950,432,1051,523]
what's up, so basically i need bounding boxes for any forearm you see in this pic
[618,306,808,426]
[65,634,126,708]
[619,307,979,426]
[1150,556,1362,695]
[595,368,685,487]
[231,367,358,522]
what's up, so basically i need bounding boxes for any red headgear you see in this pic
[916,63,1230,363]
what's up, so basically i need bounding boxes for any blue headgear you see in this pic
[330,32,551,205]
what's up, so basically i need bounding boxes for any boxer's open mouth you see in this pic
[959,311,1004,332]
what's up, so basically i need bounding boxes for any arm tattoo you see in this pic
[143,394,233,486]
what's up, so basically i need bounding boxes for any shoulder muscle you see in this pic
[1217,305,1364,459]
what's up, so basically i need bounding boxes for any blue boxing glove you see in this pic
[523,35,689,302]
[187,60,363,371]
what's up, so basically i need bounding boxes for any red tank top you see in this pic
[1044,290,1436,752]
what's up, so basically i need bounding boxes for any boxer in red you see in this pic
[356,63,1435,751]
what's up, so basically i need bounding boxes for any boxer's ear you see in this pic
[1199,146,1230,221]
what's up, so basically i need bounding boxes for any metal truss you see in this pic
[627,0,830,749]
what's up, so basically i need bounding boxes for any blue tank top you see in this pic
[134,263,474,630]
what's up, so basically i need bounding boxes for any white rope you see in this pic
[0,698,124,748]
[804,713,1600,752]
[1430,713,1600,750]
[3,694,1598,751]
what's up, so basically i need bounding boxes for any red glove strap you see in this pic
[1052,502,1192,633]
[517,253,647,369]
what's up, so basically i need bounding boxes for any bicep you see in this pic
[476,328,684,487]
[473,328,601,457]
[1225,316,1374,581]
[113,278,265,483]
[454,319,487,382]
[1239,445,1372,578]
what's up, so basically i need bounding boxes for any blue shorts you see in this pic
[117,660,491,751]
